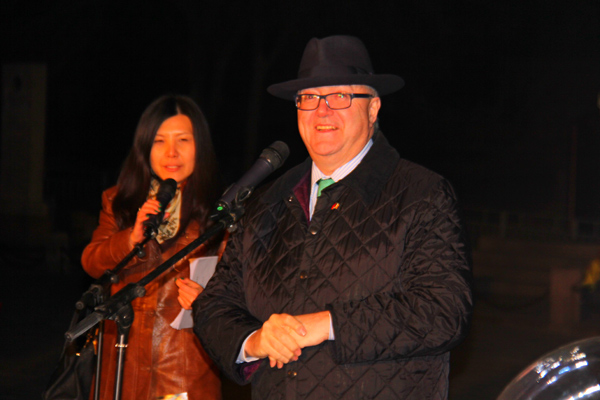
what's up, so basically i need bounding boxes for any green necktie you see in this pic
[317,178,335,197]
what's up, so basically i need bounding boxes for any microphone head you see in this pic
[155,178,177,206]
[261,141,290,170]
[143,178,177,236]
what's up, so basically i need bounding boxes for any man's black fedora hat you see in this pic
[267,35,404,100]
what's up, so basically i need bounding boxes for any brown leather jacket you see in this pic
[82,186,221,400]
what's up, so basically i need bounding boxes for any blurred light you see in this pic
[498,337,600,400]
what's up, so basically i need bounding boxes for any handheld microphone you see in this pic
[212,141,290,220]
[144,178,177,238]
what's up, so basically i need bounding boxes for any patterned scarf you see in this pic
[148,178,182,243]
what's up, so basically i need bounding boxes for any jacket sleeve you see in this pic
[81,188,150,279]
[327,178,473,364]
[192,225,263,385]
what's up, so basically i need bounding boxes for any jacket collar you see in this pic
[260,130,400,206]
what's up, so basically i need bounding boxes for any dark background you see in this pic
[1,0,600,399]
[2,0,600,222]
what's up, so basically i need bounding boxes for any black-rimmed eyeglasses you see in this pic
[294,92,374,111]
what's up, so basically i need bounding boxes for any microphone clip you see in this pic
[209,187,248,226]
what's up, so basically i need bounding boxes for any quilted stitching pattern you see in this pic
[194,133,472,400]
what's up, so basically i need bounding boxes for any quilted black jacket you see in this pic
[193,131,473,399]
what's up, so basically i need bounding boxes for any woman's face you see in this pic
[150,114,196,183]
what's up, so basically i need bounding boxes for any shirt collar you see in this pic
[310,138,374,189]
[258,130,399,206]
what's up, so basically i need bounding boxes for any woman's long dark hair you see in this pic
[111,95,221,235]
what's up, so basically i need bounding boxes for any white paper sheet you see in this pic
[170,256,218,330]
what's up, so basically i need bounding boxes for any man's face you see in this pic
[297,85,381,174]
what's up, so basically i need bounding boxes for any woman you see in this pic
[82,95,222,399]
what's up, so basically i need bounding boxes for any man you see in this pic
[193,35,473,399]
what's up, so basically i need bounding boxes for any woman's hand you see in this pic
[129,199,163,247]
[176,278,203,310]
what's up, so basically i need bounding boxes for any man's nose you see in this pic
[316,96,333,115]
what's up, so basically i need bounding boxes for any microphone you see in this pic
[144,178,177,238]
[212,141,290,220]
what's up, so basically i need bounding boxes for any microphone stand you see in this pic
[66,203,242,400]
[74,236,151,400]
[76,237,151,310]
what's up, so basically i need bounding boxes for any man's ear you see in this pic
[368,97,381,126]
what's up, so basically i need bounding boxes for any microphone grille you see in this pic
[155,178,177,205]
[261,141,290,169]
[162,178,177,195]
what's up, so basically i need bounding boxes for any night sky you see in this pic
[2,0,600,223]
